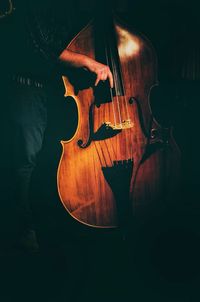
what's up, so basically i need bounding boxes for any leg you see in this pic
[9,82,47,242]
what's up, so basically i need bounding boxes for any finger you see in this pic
[101,72,108,81]
[107,70,114,88]
[95,74,101,86]
[95,69,105,86]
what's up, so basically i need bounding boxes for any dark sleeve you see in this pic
[26,1,75,62]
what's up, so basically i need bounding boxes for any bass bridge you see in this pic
[93,120,134,141]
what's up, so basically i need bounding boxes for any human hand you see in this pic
[84,57,113,88]
[59,50,113,88]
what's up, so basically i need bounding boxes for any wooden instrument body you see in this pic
[57,16,180,227]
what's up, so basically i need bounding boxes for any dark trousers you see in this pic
[1,78,48,237]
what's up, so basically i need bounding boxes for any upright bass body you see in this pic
[57,15,179,227]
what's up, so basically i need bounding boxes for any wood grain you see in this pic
[57,16,180,228]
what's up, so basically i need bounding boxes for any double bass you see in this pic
[57,8,180,229]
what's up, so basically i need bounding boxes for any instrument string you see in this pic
[107,24,131,133]
[103,36,117,128]
[108,45,123,128]
[110,22,131,123]
[101,18,134,164]
[105,32,122,161]
[104,33,123,129]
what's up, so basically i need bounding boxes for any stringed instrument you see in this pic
[57,8,180,229]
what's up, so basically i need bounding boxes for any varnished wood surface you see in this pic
[57,16,180,227]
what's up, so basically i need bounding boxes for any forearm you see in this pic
[58,49,93,70]
[58,49,113,87]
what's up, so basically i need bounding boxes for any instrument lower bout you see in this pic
[57,13,181,229]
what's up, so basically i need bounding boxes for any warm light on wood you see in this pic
[57,15,180,228]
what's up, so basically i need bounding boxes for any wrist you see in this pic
[81,55,94,70]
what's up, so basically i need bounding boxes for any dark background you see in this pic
[1,0,200,301]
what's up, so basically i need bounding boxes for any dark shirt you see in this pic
[0,0,90,82]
